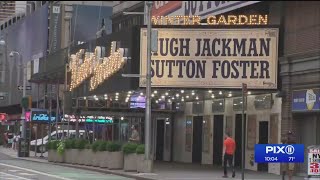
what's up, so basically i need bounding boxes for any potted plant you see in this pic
[64,139,74,164]
[123,143,138,171]
[107,142,123,169]
[136,144,151,173]
[47,141,54,162]
[56,140,66,163]
[91,140,101,167]
[98,141,109,168]
[76,139,88,165]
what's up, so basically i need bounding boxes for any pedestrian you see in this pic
[12,133,17,150]
[286,131,296,180]
[129,125,140,143]
[222,132,236,178]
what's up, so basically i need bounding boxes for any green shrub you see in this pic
[136,144,145,154]
[64,139,77,149]
[57,141,65,156]
[76,139,88,150]
[85,143,91,149]
[48,140,59,150]
[98,141,109,152]
[107,142,122,152]
[92,140,102,152]
[122,143,138,155]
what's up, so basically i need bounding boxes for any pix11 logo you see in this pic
[255,144,304,163]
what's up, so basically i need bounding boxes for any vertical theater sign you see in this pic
[140,28,279,89]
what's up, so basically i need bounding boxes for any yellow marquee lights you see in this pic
[90,42,127,91]
[69,49,95,91]
[151,14,268,26]
[69,42,127,91]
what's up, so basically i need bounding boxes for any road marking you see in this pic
[18,172,37,176]
[0,163,74,180]
[0,172,33,180]
[8,169,21,172]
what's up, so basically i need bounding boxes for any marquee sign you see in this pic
[140,28,279,89]
[62,114,113,124]
[69,42,128,91]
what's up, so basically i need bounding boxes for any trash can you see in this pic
[17,138,30,157]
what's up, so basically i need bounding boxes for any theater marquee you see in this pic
[140,28,279,89]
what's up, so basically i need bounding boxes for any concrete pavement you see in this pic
[0,148,133,180]
[0,146,313,180]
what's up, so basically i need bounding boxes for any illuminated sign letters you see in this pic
[69,41,128,91]
[151,14,268,26]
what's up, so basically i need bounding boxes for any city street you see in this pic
[0,152,134,180]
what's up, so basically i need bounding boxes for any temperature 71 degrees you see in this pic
[289,157,295,161]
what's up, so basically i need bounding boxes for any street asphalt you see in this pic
[0,152,134,180]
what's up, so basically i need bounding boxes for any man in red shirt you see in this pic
[222,132,236,178]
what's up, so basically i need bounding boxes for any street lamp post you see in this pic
[145,0,153,164]
[10,51,27,140]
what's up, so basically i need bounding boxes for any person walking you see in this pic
[222,132,236,178]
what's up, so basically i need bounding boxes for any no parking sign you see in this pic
[308,146,320,177]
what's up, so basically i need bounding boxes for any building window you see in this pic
[192,101,204,114]
[233,98,246,111]
[254,94,272,110]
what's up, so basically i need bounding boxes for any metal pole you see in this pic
[48,85,52,141]
[34,125,37,157]
[21,64,26,140]
[241,85,246,180]
[145,1,153,168]
[56,83,59,140]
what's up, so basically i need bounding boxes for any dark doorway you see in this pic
[213,115,224,165]
[156,119,165,161]
[235,114,246,167]
[192,116,203,163]
[258,121,269,171]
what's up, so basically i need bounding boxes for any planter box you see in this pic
[48,150,55,162]
[77,149,86,165]
[71,149,80,164]
[92,151,100,167]
[84,149,92,166]
[124,153,137,172]
[99,151,109,168]
[108,151,123,170]
[64,149,73,164]
[136,154,153,173]
[56,151,65,163]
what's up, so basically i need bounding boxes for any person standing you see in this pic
[222,132,236,178]
[129,125,140,143]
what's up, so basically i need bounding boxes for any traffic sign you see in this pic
[18,86,32,91]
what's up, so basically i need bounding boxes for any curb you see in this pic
[13,156,156,180]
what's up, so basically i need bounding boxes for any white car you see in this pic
[30,130,91,153]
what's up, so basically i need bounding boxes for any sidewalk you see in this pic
[0,147,311,180]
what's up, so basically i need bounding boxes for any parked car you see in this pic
[30,130,92,153]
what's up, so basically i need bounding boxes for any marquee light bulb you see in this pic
[248,91,252,95]
[161,95,165,99]
[165,92,169,96]
[186,96,189,99]
[151,94,154,97]
[211,95,215,98]
[196,96,199,100]
[191,92,195,96]
[219,91,222,95]
[154,90,158,94]
[176,94,179,97]
[208,90,212,93]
